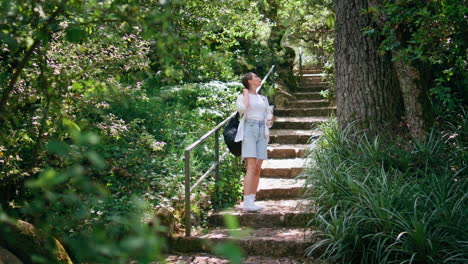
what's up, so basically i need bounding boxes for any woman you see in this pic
[235,72,274,212]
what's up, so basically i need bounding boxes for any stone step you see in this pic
[300,80,325,86]
[301,73,325,77]
[296,68,323,74]
[286,100,330,109]
[165,254,316,264]
[296,87,326,94]
[275,107,336,117]
[275,98,331,112]
[269,129,321,144]
[267,144,308,159]
[297,85,327,92]
[257,178,306,200]
[269,129,320,144]
[292,92,325,100]
[208,200,312,228]
[169,227,312,257]
[300,76,325,82]
[300,73,326,76]
[299,81,326,85]
[299,83,326,89]
[273,117,324,130]
[261,158,305,178]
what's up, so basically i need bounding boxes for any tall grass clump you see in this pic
[303,118,467,263]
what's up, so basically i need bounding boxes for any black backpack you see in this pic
[223,112,242,156]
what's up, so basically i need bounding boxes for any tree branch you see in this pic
[0,0,67,115]
[79,19,121,26]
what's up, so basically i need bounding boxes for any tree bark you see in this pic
[367,0,432,139]
[334,0,403,135]
[392,52,432,139]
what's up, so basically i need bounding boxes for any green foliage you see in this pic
[318,59,335,101]
[303,119,467,263]
[211,214,249,264]
[369,0,467,115]
[0,0,250,260]
[1,70,245,262]
[1,131,166,263]
[287,0,334,66]
[211,155,244,209]
[0,0,319,262]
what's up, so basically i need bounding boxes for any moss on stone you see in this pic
[0,220,72,264]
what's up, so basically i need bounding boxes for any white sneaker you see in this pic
[242,201,263,211]
[252,195,263,210]
[242,195,262,212]
[242,203,260,212]
[250,202,263,211]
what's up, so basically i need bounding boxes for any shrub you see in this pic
[303,119,467,263]
[0,79,245,263]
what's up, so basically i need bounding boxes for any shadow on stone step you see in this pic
[168,228,312,258]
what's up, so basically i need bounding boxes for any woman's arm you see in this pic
[242,88,249,109]
[236,89,249,113]
[264,96,275,128]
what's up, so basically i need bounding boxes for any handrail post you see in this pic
[214,130,220,195]
[299,47,303,81]
[272,67,275,91]
[184,150,191,237]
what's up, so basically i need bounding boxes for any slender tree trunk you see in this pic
[368,0,432,139]
[334,0,403,135]
[392,53,432,139]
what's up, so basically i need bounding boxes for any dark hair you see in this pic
[241,72,256,89]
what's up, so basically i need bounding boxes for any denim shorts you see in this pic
[242,119,268,160]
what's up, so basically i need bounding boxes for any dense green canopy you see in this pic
[0,0,465,263]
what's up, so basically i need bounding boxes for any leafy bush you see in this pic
[303,119,467,263]
[1,131,167,264]
[373,0,467,115]
[0,1,280,262]
[211,155,244,210]
[0,78,245,262]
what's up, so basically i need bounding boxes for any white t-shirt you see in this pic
[246,94,267,121]
[235,93,271,142]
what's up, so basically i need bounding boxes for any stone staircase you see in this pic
[165,67,334,263]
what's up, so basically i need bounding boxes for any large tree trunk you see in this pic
[334,0,403,135]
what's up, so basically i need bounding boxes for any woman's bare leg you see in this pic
[243,158,258,195]
[252,159,263,193]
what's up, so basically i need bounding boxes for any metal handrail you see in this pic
[299,47,303,82]
[184,65,275,237]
